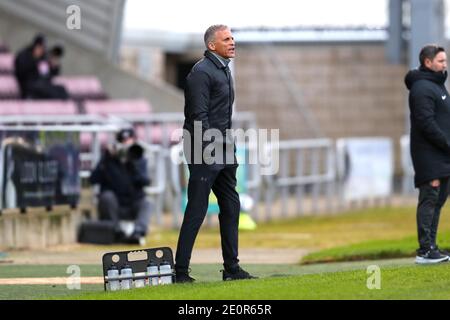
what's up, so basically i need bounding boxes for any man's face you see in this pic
[208,28,235,59]
[33,44,45,59]
[426,51,447,72]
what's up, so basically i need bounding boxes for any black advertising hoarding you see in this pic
[0,130,81,210]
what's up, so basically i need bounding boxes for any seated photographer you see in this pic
[90,128,152,245]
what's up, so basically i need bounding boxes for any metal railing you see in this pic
[0,123,123,214]
[167,137,336,224]
[167,140,266,228]
[0,112,260,226]
[400,135,416,196]
[262,139,336,221]
[0,112,409,229]
[141,143,166,226]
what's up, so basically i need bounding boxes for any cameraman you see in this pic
[90,128,152,245]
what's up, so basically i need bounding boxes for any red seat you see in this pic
[0,76,20,99]
[0,54,13,74]
[0,100,78,115]
[84,100,185,145]
[135,123,182,145]
[52,76,107,100]
[79,132,112,152]
[0,44,8,54]
[81,99,152,150]
[83,99,152,115]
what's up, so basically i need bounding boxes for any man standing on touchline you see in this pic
[175,24,257,283]
[405,44,450,264]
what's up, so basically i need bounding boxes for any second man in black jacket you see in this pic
[405,44,450,264]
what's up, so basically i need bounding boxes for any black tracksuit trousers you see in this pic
[417,177,449,251]
[175,162,241,273]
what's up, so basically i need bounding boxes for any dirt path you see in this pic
[0,247,309,285]
[0,277,104,285]
[1,246,310,265]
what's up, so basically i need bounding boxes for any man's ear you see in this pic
[207,41,215,51]
[424,58,433,68]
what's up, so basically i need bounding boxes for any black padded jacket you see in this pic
[183,50,235,139]
[405,67,450,187]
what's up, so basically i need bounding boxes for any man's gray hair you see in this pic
[204,25,229,48]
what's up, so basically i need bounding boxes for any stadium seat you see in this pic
[83,99,182,145]
[135,123,182,145]
[0,53,13,74]
[0,76,20,99]
[52,76,107,100]
[0,43,8,53]
[0,100,78,115]
[81,99,153,150]
[0,100,90,154]
[84,100,184,145]
[83,99,152,116]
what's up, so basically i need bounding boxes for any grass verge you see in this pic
[301,231,450,265]
[146,205,450,251]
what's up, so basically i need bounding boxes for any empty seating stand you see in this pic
[0,100,78,116]
[0,43,8,53]
[81,99,153,149]
[0,76,20,99]
[84,99,182,146]
[83,99,152,116]
[53,76,108,101]
[0,53,13,74]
